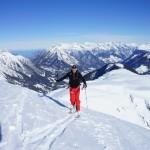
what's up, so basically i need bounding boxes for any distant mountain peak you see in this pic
[47,42,138,52]
[138,43,150,51]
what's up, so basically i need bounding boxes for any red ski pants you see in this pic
[70,87,80,112]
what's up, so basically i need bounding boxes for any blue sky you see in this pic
[0,0,150,49]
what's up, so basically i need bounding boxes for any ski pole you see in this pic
[84,88,88,110]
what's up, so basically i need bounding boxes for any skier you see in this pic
[56,65,87,116]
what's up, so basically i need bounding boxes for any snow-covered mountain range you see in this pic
[84,63,138,80]
[0,68,150,150]
[0,51,40,78]
[123,50,150,74]
[32,42,137,74]
[32,42,150,82]
[0,51,53,92]
[0,42,150,92]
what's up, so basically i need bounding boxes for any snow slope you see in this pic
[53,69,150,129]
[0,69,150,150]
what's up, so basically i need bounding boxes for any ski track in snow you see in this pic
[5,90,28,150]
[2,89,25,123]
[0,87,27,150]
[1,72,150,150]
[23,114,76,150]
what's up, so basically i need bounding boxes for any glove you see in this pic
[83,83,87,89]
[56,79,59,82]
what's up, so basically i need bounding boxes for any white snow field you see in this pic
[56,68,150,129]
[0,68,150,150]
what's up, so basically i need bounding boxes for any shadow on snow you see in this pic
[38,92,69,109]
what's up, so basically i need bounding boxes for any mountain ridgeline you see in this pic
[0,42,150,92]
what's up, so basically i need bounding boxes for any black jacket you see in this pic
[57,70,87,88]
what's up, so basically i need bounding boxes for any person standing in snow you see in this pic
[56,65,87,115]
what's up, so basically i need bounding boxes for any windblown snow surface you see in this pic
[0,69,150,150]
